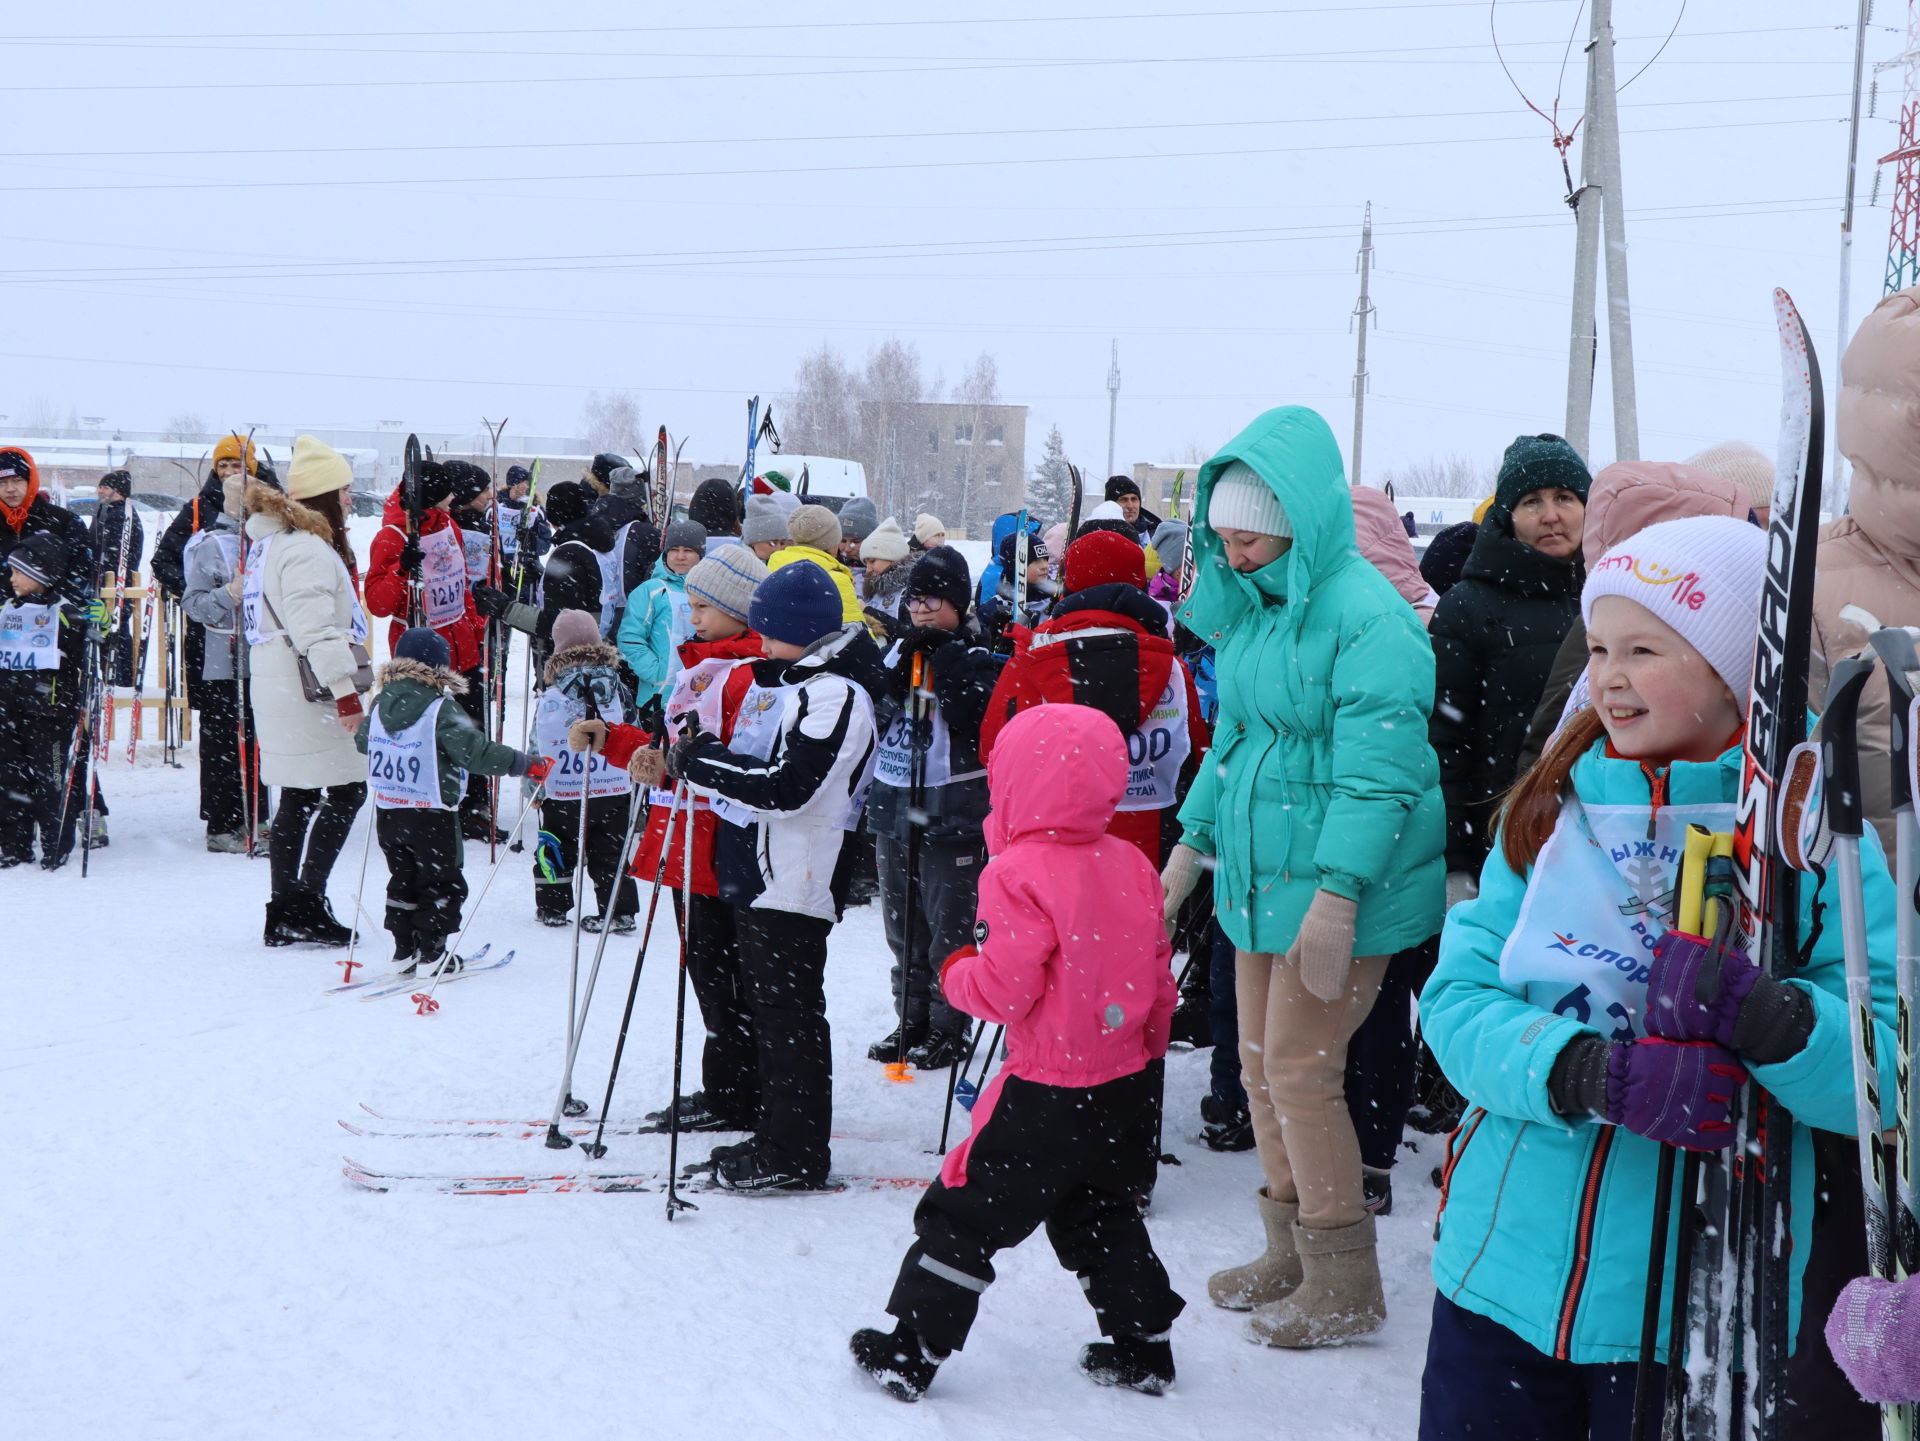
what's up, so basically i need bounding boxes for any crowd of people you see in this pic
[6,289,1920,1435]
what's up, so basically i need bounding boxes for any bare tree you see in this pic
[946,352,1001,529]
[162,411,210,443]
[580,390,643,458]
[952,352,998,406]
[782,343,860,459]
[17,395,71,437]
[1376,453,1490,499]
[855,339,926,517]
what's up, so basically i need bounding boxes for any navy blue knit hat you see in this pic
[748,560,844,647]
[395,626,451,669]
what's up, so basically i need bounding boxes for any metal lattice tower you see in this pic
[1881,2,1920,294]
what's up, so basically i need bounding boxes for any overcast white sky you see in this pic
[0,0,1903,483]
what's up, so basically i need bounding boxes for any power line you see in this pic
[0,25,1856,94]
[0,90,1847,162]
[0,2,1584,44]
[0,114,1843,198]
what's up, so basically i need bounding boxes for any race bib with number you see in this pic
[1115,676,1192,812]
[0,601,62,671]
[419,526,468,629]
[368,697,463,810]
[533,686,631,801]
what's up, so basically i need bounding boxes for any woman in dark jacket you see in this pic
[1428,434,1589,899]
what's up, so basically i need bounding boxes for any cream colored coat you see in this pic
[1814,285,1920,852]
[244,487,367,790]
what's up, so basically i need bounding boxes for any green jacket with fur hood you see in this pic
[355,659,533,808]
[1175,405,1445,955]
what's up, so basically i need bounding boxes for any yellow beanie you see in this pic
[213,432,258,474]
[287,435,352,501]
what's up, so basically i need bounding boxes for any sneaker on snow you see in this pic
[867,1023,926,1064]
[1079,1335,1175,1396]
[907,1030,968,1071]
[582,912,637,935]
[850,1322,943,1403]
[1200,1093,1255,1153]
[644,1092,753,1133]
[206,832,248,854]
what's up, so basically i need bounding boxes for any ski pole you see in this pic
[1869,627,1920,1281]
[545,786,647,1149]
[582,775,680,1161]
[340,804,378,985]
[889,652,928,1085]
[937,1019,988,1155]
[555,698,601,1111]
[666,764,699,1220]
[418,782,548,1009]
[1820,654,1914,1440]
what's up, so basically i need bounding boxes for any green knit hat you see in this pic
[1491,433,1591,531]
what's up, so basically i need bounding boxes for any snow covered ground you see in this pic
[11,730,1440,1440]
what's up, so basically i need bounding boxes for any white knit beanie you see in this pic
[1581,514,1767,698]
[1207,460,1292,539]
[914,513,946,547]
[1684,441,1775,515]
[861,516,910,563]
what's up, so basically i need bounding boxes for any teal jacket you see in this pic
[616,557,689,705]
[1420,738,1901,1366]
[1174,405,1444,955]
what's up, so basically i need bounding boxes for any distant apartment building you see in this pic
[860,400,1028,537]
[1130,461,1202,520]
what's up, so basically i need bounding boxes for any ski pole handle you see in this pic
[1870,627,1920,813]
[1823,654,1877,843]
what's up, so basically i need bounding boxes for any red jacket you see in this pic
[980,583,1208,866]
[364,487,487,674]
[606,630,763,896]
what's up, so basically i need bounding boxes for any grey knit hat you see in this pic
[662,519,708,554]
[742,493,789,546]
[838,495,879,542]
[685,545,769,624]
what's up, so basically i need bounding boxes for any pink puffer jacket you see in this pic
[938,703,1176,1187]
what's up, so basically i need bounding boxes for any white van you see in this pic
[755,455,868,515]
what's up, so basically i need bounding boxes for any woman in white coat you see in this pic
[245,437,372,948]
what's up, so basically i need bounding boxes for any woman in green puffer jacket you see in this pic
[1160,405,1445,1349]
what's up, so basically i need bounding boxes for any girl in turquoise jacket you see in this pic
[1418,515,1900,1439]
[616,520,706,704]
[1160,405,1445,1350]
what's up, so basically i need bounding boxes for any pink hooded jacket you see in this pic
[938,702,1176,1188]
[1349,484,1436,623]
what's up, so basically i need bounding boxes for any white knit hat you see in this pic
[1684,441,1775,515]
[1581,514,1767,698]
[914,513,946,547]
[1207,460,1292,539]
[861,516,910,563]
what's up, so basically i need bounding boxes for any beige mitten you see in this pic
[1160,842,1205,936]
[568,719,609,753]
[1287,890,1359,1003]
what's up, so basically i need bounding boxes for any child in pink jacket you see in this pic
[850,703,1184,1403]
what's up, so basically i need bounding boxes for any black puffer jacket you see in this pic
[0,494,94,607]
[865,618,1000,844]
[1428,524,1583,872]
[534,516,615,648]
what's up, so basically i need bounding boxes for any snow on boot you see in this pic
[1247,1215,1386,1348]
[850,1321,943,1402]
[582,912,636,935]
[1207,1190,1302,1310]
[1079,1334,1175,1396]
[206,831,248,854]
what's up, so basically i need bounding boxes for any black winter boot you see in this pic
[850,1321,944,1402]
[1078,1334,1175,1396]
[868,1022,926,1063]
[263,895,303,948]
[906,1029,969,1071]
[1200,1093,1255,1153]
[290,884,354,946]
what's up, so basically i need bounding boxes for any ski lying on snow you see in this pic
[355,951,516,1002]
[325,945,492,994]
[343,1159,928,1196]
[350,1104,889,1143]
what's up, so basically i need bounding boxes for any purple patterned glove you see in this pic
[1825,1275,1920,1405]
[1646,932,1760,1047]
[1605,1038,1747,1150]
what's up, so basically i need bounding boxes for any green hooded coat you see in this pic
[1175,406,1445,955]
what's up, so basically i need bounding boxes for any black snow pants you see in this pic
[198,676,266,838]
[673,889,759,1127]
[875,833,982,1041]
[0,703,80,865]
[532,792,640,922]
[737,906,835,1183]
[886,1064,1185,1356]
[270,783,368,899]
[376,807,467,959]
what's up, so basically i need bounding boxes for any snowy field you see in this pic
[9,750,1443,1441]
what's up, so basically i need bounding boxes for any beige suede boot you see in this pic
[1247,1214,1386,1347]
[1206,1190,1303,1310]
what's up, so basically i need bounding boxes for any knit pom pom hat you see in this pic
[742,493,789,546]
[1581,514,1768,699]
[1206,460,1292,539]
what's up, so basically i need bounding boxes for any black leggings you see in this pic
[269,782,368,898]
